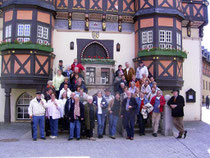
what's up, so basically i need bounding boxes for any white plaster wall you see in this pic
[10,89,36,122]
[52,30,135,74]
[181,28,202,121]
[0,17,5,122]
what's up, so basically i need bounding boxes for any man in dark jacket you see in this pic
[121,91,137,140]
[65,95,84,140]
[167,90,187,139]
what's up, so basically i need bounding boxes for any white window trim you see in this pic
[176,32,181,46]
[5,25,12,39]
[37,25,49,40]
[17,24,31,37]
[142,31,153,44]
[142,44,153,50]
[159,30,172,43]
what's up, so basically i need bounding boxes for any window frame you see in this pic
[85,67,96,85]
[101,68,110,84]
[16,24,31,43]
[142,30,153,50]
[159,30,172,43]
[5,25,12,42]
[37,25,49,45]
[16,93,33,120]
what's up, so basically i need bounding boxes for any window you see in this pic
[142,32,147,44]
[203,80,205,90]
[86,67,96,84]
[5,25,12,42]
[177,32,182,50]
[101,68,110,84]
[206,81,208,90]
[37,25,49,45]
[209,82,210,90]
[17,24,31,43]
[159,30,172,49]
[159,30,165,42]
[16,93,33,120]
[165,44,172,49]
[142,31,153,50]
[166,31,172,43]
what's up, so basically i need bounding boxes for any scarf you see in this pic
[74,102,80,119]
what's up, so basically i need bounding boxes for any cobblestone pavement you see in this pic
[0,108,210,158]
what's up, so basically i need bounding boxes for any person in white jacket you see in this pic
[47,93,61,139]
[136,61,149,80]
[59,83,72,99]
[28,91,47,141]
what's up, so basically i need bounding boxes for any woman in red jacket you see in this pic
[150,90,166,137]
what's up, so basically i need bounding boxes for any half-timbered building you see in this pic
[0,0,208,122]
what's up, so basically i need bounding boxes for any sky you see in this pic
[202,5,210,51]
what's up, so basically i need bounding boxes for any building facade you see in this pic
[202,47,210,104]
[0,0,208,122]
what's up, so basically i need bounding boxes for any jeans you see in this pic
[69,120,81,139]
[109,114,119,137]
[97,114,105,136]
[50,117,59,136]
[138,114,147,134]
[124,116,135,138]
[32,116,45,139]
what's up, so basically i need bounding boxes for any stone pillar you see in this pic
[162,94,173,136]
[4,87,11,123]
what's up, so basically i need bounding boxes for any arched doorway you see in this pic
[81,41,109,59]
[79,41,115,95]
[16,92,33,120]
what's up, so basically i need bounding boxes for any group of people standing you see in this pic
[28,59,187,141]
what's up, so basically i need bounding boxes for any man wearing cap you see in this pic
[28,91,47,141]
[167,89,187,139]
[136,61,149,81]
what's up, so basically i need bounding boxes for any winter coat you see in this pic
[167,95,185,117]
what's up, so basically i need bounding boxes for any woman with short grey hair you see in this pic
[84,96,96,141]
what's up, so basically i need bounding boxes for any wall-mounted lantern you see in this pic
[68,13,72,30]
[70,42,74,50]
[199,27,204,38]
[85,14,89,31]
[116,43,120,52]
[187,22,191,37]
[102,15,106,31]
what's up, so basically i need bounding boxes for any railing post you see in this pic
[4,87,11,123]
